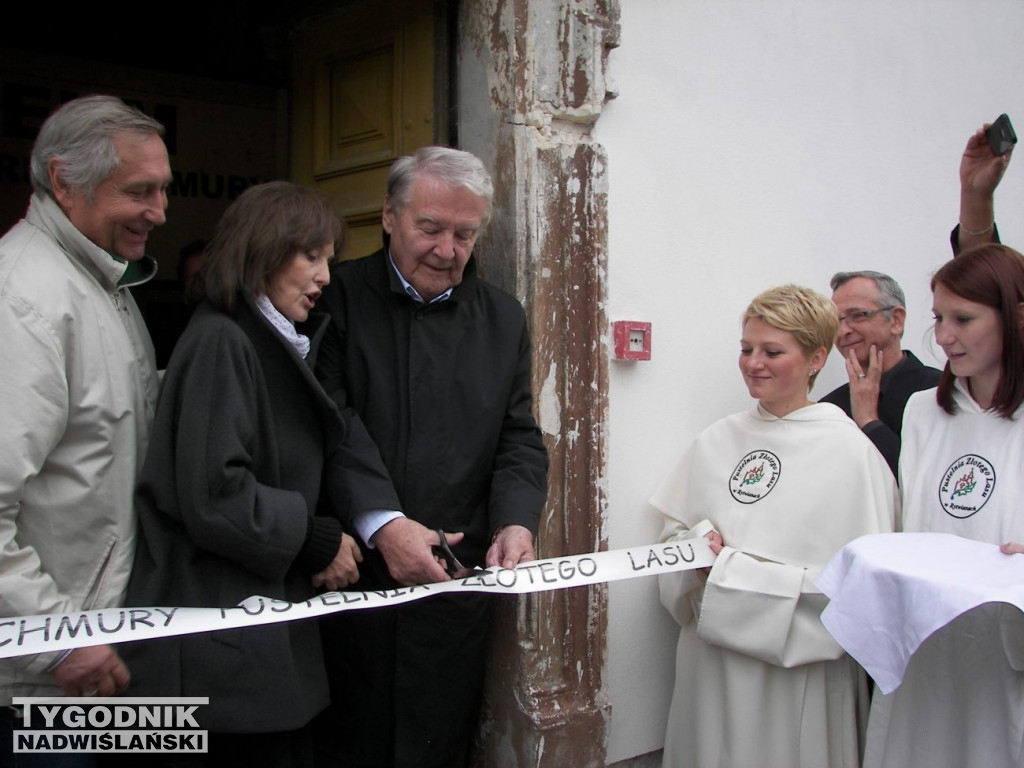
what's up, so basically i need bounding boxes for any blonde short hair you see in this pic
[743,284,839,390]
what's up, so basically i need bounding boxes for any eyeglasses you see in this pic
[838,307,895,325]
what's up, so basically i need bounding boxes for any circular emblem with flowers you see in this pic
[938,454,996,519]
[729,450,781,504]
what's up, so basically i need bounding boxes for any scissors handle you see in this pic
[433,529,460,577]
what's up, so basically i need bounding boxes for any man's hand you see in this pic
[1000,542,1024,555]
[51,645,130,697]
[959,124,1012,250]
[373,517,462,586]
[485,525,535,570]
[313,532,363,590]
[845,346,882,428]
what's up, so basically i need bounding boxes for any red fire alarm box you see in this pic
[612,321,652,361]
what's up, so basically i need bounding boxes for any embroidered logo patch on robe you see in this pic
[729,450,781,504]
[938,453,996,518]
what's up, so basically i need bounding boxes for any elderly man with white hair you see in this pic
[315,146,549,768]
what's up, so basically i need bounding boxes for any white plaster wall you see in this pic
[594,1,1024,762]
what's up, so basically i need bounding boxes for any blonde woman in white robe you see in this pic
[653,285,898,768]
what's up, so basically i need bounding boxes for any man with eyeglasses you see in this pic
[820,271,942,478]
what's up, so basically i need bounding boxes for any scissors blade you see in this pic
[432,529,485,578]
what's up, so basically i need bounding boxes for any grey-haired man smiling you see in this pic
[0,95,170,758]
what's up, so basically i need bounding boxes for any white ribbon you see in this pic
[0,540,713,659]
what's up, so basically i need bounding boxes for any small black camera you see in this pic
[986,114,1017,156]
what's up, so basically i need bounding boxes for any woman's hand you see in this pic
[312,533,364,590]
[706,529,724,556]
[961,124,1012,204]
[696,529,725,577]
[1000,541,1024,555]
[958,123,1012,250]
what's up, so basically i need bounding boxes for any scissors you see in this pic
[432,530,485,578]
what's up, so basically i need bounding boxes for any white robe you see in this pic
[864,381,1024,768]
[652,403,897,768]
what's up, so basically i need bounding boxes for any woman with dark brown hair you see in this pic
[864,243,1024,768]
[121,181,396,767]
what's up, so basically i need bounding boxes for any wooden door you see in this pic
[290,0,443,260]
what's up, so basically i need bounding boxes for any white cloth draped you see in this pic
[817,531,1024,694]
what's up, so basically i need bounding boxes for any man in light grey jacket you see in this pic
[0,95,170,737]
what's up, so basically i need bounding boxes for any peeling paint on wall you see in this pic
[539,360,562,438]
[460,2,621,767]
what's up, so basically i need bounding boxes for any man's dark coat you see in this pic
[315,245,549,766]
